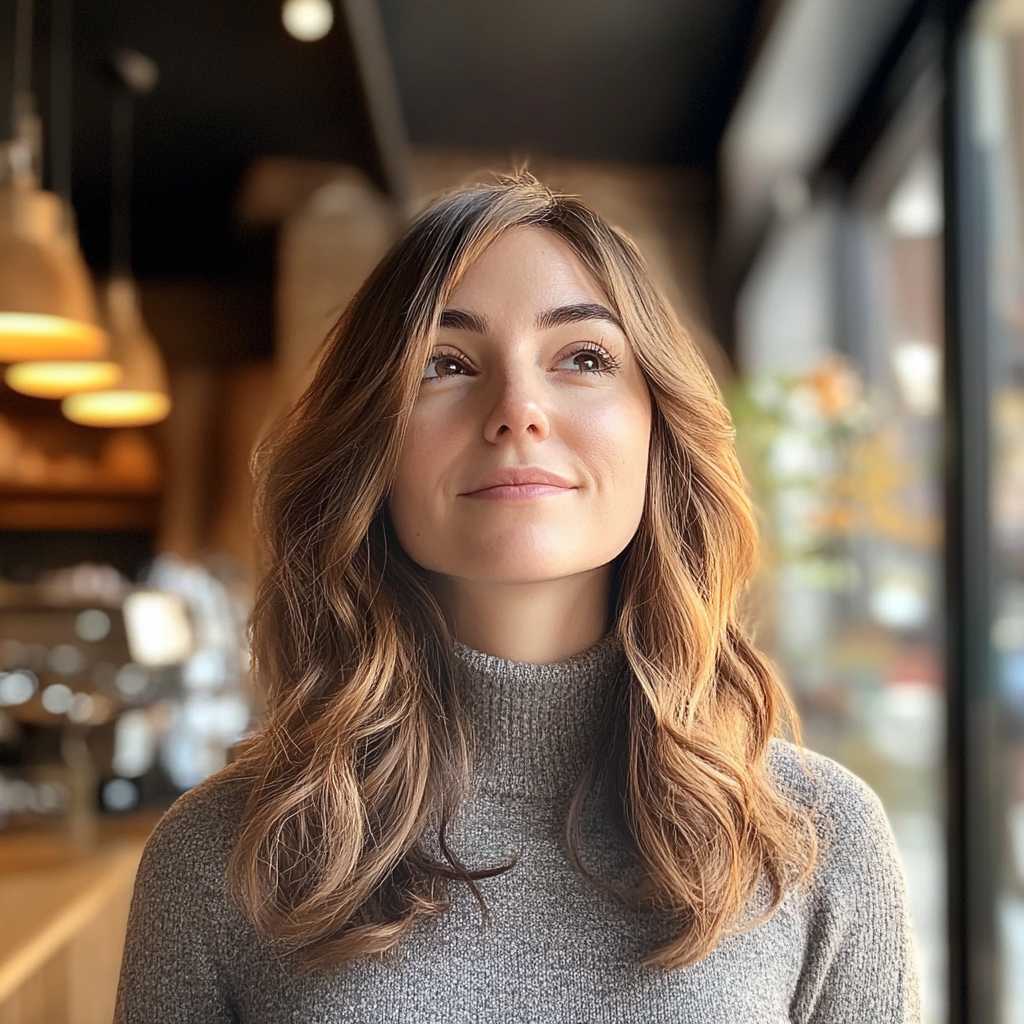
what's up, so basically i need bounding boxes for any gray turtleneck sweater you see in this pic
[114,635,922,1023]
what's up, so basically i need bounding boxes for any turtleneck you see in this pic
[452,631,627,800]
[115,631,924,1024]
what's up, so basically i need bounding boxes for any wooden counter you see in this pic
[0,832,149,1024]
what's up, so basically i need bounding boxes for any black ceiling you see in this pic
[1,0,764,344]
[1,0,382,280]
[380,0,764,166]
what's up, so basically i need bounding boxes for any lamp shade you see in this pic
[62,276,170,427]
[0,187,109,361]
[5,358,122,398]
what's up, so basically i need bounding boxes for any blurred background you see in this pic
[0,0,1017,1021]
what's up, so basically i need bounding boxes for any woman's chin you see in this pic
[448,554,607,587]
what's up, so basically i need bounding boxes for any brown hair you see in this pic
[228,172,818,970]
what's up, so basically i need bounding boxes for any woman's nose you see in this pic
[481,368,551,444]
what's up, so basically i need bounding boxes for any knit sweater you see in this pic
[113,634,922,1023]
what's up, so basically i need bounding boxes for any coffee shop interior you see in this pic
[0,0,1022,1021]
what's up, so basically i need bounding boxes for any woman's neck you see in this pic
[430,563,612,664]
[451,631,627,800]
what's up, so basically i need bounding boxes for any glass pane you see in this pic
[967,6,1024,1020]
[734,91,947,1023]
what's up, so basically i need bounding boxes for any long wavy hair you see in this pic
[228,172,818,971]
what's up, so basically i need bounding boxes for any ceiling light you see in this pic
[0,161,109,362]
[5,358,121,398]
[62,276,170,427]
[0,0,108,362]
[61,52,170,427]
[282,0,334,42]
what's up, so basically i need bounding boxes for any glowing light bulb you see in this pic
[5,359,121,398]
[0,313,107,361]
[63,389,170,427]
[60,277,171,427]
[282,0,334,41]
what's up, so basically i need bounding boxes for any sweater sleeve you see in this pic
[113,774,246,1024]
[785,751,923,1024]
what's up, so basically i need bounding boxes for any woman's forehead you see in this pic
[445,225,613,323]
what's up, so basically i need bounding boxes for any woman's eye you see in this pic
[423,355,469,380]
[555,348,615,374]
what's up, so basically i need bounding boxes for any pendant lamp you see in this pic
[4,186,122,392]
[62,275,169,425]
[0,182,109,362]
[0,0,108,363]
[5,354,121,398]
[61,49,169,427]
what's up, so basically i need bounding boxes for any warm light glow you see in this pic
[282,0,334,41]
[0,312,108,361]
[5,360,122,398]
[62,389,171,426]
[0,188,109,359]
[60,277,171,427]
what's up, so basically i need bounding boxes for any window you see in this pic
[735,76,947,1024]
[964,5,1024,1019]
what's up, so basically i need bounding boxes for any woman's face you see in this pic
[389,225,652,587]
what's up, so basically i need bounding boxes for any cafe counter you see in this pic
[0,824,155,1024]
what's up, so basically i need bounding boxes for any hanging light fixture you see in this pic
[5,0,120,395]
[282,0,334,42]
[63,275,168,425]
[6,357,120,397]
[0,0,108,363]
[61,48,170,427]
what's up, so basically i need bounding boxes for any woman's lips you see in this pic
[464,483,575,500]
[460,467,577,500]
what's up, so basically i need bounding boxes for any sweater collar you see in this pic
[452,632,628,800]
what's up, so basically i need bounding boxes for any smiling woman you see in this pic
[389,225,652,663]
[112,173,922,1023]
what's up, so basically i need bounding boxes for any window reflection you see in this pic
[735,93,946,1023]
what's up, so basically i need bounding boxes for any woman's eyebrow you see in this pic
[438,302,622,334]
[536,303,623,331]
[439,308,488,332]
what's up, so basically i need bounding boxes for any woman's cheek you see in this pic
[569,392,650,469]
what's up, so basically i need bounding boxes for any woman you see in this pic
[114,173,921,1023]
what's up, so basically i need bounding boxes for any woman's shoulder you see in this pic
[764,744,921,1019]
[136,759,255,888]
[765,736,904,884]
[766,736,881,810]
